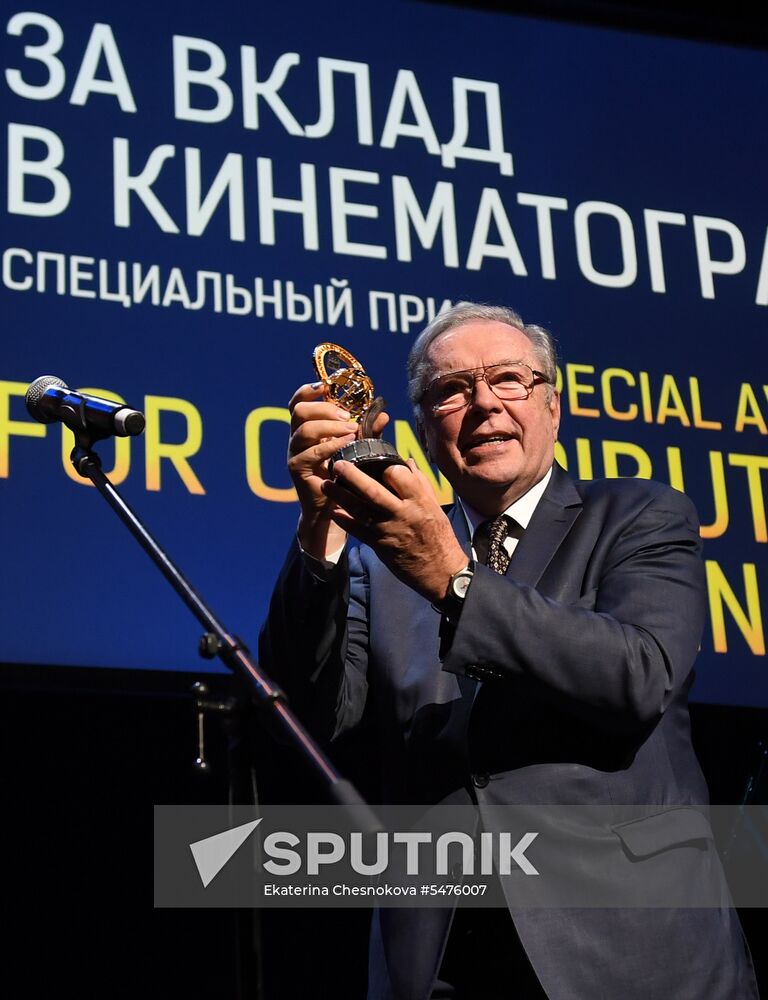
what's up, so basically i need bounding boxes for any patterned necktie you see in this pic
[475,515,512,575]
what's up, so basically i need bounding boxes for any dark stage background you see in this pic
[1,0,766,996]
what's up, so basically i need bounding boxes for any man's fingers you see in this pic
[289,433,356,465]
[371,411,390,438]
[291,399,353,431]
[322,479,381,524]
[289,420,358,455]
[405,458,434,492]
[288,382,331,412]
[326,505,376,540]
[332,460,400,513]
[378,458,431,501]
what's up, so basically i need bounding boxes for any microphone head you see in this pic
[25,375,68,423]
[115,409,146,437]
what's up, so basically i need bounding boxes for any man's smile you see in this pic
[460,430,519,457]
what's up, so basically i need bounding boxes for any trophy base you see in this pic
[329,439,406,485]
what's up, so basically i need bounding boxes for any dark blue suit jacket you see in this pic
[260,463,757,1000]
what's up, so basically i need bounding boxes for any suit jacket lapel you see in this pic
[506,463,583,588]
[447,501,473,558]
[446,464,583,589]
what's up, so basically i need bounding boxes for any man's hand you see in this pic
[321,458,469,603]
[287,382,388,560]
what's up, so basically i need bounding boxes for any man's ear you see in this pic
[416,417,432,461]
[549,391,561,442]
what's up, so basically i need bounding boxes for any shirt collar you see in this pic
[458,465,553,539]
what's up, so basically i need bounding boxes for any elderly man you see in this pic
[260,302,756,1000]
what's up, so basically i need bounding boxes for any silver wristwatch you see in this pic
[433,560,475,622]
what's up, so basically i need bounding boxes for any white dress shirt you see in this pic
[459,466,552,563]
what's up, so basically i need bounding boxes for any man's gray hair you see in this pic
[406,301,558,413]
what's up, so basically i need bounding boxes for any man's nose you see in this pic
[469,375,503,412]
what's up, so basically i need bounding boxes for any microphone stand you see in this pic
[68,433,382,1000]
[68,436,381,827]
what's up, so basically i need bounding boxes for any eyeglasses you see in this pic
[420,362,553,415]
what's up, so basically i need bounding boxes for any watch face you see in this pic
[452,572,473,599]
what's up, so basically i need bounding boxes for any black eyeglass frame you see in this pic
[419,361,554,415]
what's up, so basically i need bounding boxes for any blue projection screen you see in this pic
[1,1,766,706]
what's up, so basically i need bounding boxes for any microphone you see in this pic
[25,375,146,438]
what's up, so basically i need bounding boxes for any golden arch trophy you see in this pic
[313,342,406,483]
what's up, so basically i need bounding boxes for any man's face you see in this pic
[418,321,561,516]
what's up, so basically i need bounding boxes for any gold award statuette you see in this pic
[313,342,406,483]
